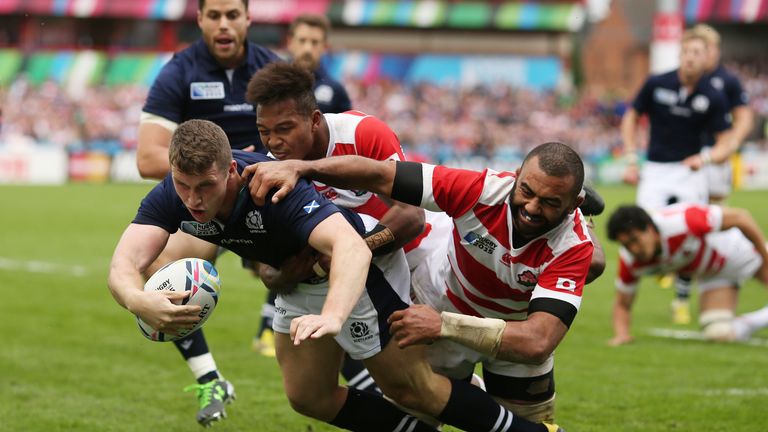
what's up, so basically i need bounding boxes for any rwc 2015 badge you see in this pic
[190,82,225,100]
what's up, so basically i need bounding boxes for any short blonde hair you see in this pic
[681,28,708,46]
[691,24,721,46]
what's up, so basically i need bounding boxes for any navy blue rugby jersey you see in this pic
[142,40,279,152]
[632,69,729,162]
[701,64,749,147]
[313,66,352,114]
[132,151,365,269]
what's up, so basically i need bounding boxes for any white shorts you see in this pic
[406,211,453,307]
[637,161,708,210]
[703,162,732,198]
[272,247,412,360]
[698,228,762,292]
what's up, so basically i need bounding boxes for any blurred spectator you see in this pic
[1,57,766,162]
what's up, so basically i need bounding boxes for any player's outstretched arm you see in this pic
[620,108,640,185]
[289,213,372,344]
[610,291,635,346]
[243,156,398,205]
[108,223,201,333]
[136,121,174,180]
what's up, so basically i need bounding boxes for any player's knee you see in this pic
[700,309,736,342]
[284,389,338,421]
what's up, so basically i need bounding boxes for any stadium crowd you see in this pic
[1,59,767,163]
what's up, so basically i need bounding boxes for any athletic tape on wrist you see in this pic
[312,261,327,278]
[440,311,506,357]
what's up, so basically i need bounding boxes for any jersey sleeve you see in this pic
[528,241,593,326]
[632,77,655,114]
[354,116,406,162]
[142,56,186,123]
[132,177,182,234]
[684,204,722,236]
[725,74,749,108]
[270,177,346,243]
[615,252,640,294]
[706,92,730,134]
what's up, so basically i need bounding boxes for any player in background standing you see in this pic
[110,119,568,432]
[691,24,754,205]
[663,25,757,322]
[619,29,735,326]
[134,0,278,426]
[606,204,768,345]
[244,142,596,424]
[252,13,353,359]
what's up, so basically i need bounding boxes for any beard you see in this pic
[292,54,320,72]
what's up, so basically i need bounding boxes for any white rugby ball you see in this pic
[137,258,221,342]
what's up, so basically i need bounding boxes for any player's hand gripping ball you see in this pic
[137,258,221,342]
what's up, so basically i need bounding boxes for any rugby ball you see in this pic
[137,258,221,342]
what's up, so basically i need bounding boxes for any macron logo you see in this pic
[303,200,320,214]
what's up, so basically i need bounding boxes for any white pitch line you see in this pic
[702,388,768,397]
[647,327,768,347]
[0,257,89,277]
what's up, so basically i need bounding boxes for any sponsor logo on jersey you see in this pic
[654,88,678,106]
[464,232,497,254]
[190,82,225,100]
[516,270,538,287]
[223,103,253,112]
[220,238,254,246]
[180,221,222,236]
[275,306,287,316]
[245,210,266,233]
[352,190,368,197]
[350,321,373,343]
[303,200,320,214]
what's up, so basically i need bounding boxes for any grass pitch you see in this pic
[1,183,767,431]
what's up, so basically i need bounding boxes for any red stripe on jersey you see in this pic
[679,242,706,274]
[431,166,485,218]
[352,197,392,220]
[684,205,712,236]
[451,230,531,301]
[506,238,554,268]
[446,289,483,317]
[704,249,726,273]
[572,210,588,241]
[404,222,432,253]
[536,241,592,295]
[473,203,511,250]
[353,116,406,161]
[618,257,637,285]
[667,234,686,255]
[446,274,526,316]
[331,143,358,156]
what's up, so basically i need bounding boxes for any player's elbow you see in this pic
[517,340,555,364]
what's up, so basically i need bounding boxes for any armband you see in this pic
[440,311,506,357]
[364,224,397,257]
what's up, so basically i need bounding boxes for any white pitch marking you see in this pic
[702,388,768,397]
[0,257,89,277]
[647,328,768,347]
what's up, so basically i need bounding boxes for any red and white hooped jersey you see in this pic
[415,163,594,321]
[316,111,437,253]
[616,204,728,293]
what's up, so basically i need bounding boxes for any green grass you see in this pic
[1,183,768,431]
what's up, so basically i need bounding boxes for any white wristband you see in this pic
[440,311,506,357]
[312,261,327,278]
[700,148,713,165]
